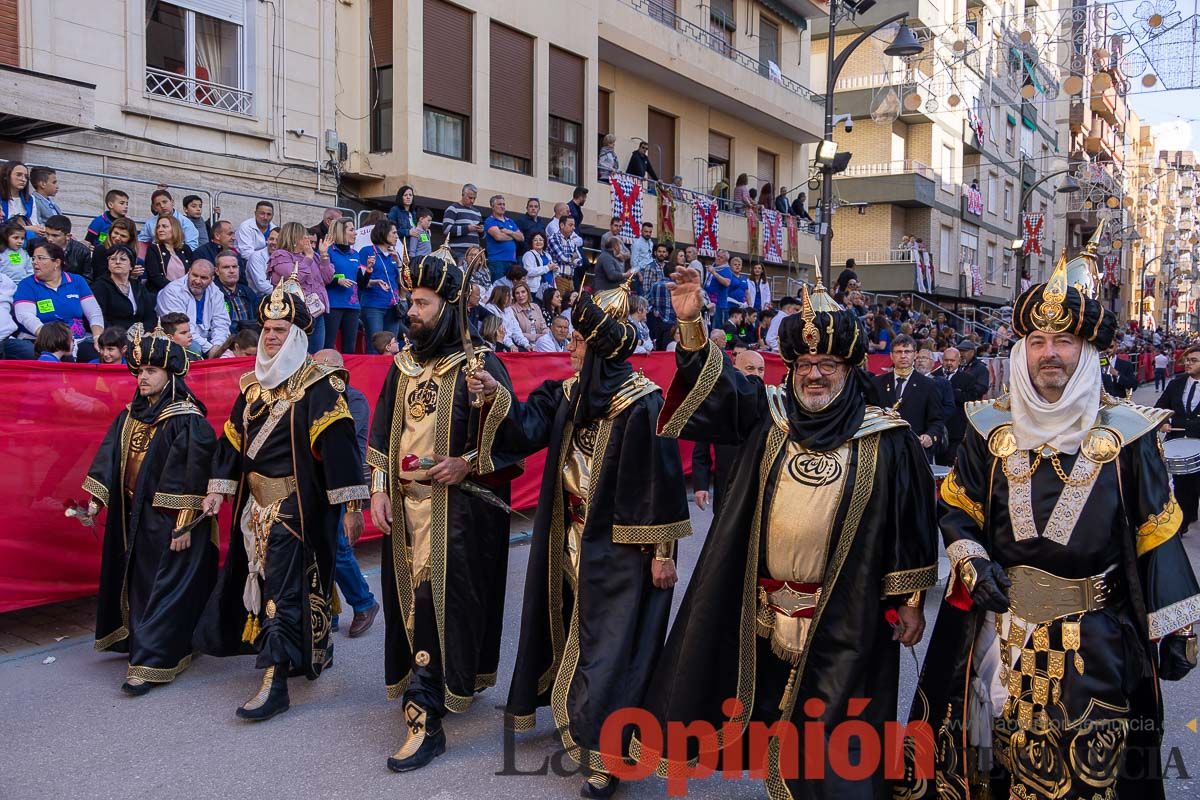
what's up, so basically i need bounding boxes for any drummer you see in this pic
[1156,344,1200,532]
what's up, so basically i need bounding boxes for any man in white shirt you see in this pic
[1154,349,1170,391]
[764,295,801,352]
[629,221,654,281]
[533,314,571,352]
[235,201,276,260]
[154,259,231,357]
[244,227,279,296]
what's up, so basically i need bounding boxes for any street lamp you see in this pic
[818,7,925,286]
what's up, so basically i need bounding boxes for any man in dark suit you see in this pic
[936,340,991,455]
[1101,343,1139,398]
[916,348,955,463]
[1156,344,1200,531]
[692,350,765,518]
[874,334,945,462]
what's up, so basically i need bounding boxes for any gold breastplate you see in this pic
[124,420,157,498]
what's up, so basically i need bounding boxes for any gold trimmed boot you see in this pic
[235,665,290,721]
[120,676,153,697]
[580,770,620,798]
[386,701,446,772]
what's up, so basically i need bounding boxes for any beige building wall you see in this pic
[336,0,826,269]
[5,0,341,232]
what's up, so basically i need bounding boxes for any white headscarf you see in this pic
[255,324,309,389]
[1008,337,1101,454]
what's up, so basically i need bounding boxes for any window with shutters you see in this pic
[597,88,612,157]
[1003,181,1013,221]
[758,17,779,78]
[145,1,251,115]
[648,109,676,183]
[1003,250,1013,287]
[708,0,734,58]
[986,242,996,282]
[423,0,472,161]
[548,47,584,185]
[961,231,978,278]
[369,0,393,152]
[939,226,953,274]
[489,23,533,175]
[756,148,776,195]
[649,0,677,28]
[708,131,731,198]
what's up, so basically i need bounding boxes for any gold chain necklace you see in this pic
[1002,449,1096,487]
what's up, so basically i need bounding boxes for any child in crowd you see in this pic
[159,311,201,360]
[89,326,128,364]
[34,321,73,362]
[371,330,399,355]
[86,189,130,247]
[30,166,62,221]
[409,207,433,257]
[182,194,210,247]
[0,219,31,282]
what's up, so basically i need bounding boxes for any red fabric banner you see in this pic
[0,352,890,612]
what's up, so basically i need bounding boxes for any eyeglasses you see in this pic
[32,254,55,262]
[794,360,844,376]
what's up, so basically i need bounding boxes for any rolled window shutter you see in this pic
[424,0,473,117]
[548,47,584,124]
[489,22,533,161]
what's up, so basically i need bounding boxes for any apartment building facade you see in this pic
[337,0,828,268]
[813,0,1061,310]
[1143,150,1197,331]
[0,0,343,234]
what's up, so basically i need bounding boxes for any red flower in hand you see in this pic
[401,454,420,472]
[884,608,901,627]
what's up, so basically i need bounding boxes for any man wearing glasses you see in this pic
[640,273,939,798]
[624,140,659,183]
[1157,345,1200,531]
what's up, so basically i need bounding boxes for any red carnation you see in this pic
[884,608,901,627]
[401,454,420,472]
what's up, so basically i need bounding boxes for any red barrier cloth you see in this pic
[1,351,888,612]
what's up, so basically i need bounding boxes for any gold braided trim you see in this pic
[126,652,195,683]
[881,564,939,597]
[475,671,497,692]
[508,712,537,732]
[1137,496,1183,557]
[207,478,238,496]
[386,673,412,701]
[658,341,722,438]
[367,446,389,473]
[611,519,693,545]
[95,625,129,651]
[940,468,984,528]
[82,475,109,506]
[223,418,242,451]
[327,484,370,505]
[309,395,352,448]
[477,383,512,475]
[151,492,204,510]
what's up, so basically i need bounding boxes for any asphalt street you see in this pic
[3,384,1200,798]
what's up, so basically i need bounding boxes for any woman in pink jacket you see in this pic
[269,221,335,353]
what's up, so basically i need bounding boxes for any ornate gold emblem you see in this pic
[329,376,346,393]
[245,384,262,406]
[988,424,1018,459]
[407,379,439,421]
[1080,427,1120,464]
[1029,252,1072,334]
[799,285,820,351]
[414,650,431,667]
[265,599,276,619]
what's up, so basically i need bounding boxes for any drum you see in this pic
[1162,437,1200,475]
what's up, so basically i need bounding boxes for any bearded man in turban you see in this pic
[634,266,939,799]
[899,246,1200,799]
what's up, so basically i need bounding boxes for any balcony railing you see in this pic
[145,67,252,116]
[853,249,924,265]
[839,160,937,181]
[621,0,819,103]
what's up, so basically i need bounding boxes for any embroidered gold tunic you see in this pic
[397,360,440,585]
[560,421,598,587]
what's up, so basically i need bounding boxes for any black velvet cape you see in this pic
[504,376,691,770]
[368,348,524,710]
[642,341,940,800]
[85,400,217,680]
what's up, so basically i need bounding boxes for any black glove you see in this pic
[968,558,1012,613]
[1159,633,1197,682]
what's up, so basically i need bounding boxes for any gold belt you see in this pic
[1005,564,1120,625]
[247,473,297,507]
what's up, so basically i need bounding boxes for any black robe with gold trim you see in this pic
[640,341,940,800]
[194,361,368,679]
[85,399,217,683]
[899,394,1200,800]
[504,371,691,770]
[368,346,524,711]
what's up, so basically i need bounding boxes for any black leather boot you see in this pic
[386,701,446,772]
[235,665,290,721]
[120,676,154,696]
[580,770,620,798]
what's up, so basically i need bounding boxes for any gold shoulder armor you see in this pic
[765,384,790,433]
[1097,397,1171,447]
[239,370,259,393]
[855,405,910,439]
[394,346,423,377]
[607,370,661,419]
[965,396,1013,439]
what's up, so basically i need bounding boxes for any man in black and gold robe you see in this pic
[368,247,523,772]
[900,247,1200,800]
[195,269,369,721]
[82,325,217,695]
[494,286,690,798]
[638,274,939,799]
